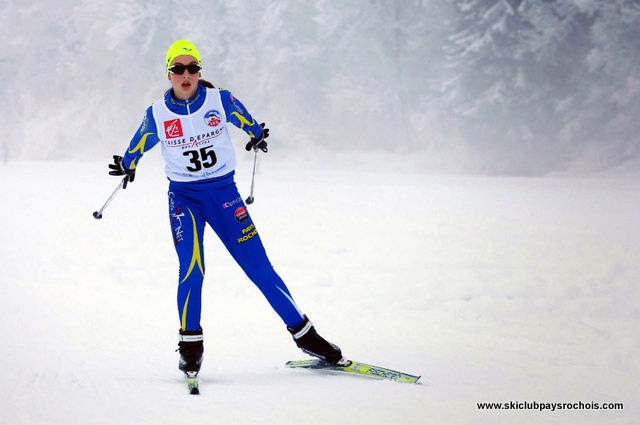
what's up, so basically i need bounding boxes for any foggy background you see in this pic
[2,0,639,175]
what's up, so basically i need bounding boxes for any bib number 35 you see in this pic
[184,145,217,172]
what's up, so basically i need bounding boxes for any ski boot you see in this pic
[288,316,343,364]
[177,328,204,375]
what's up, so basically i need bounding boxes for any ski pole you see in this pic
[245,149,258,204]
[93,177,126,219]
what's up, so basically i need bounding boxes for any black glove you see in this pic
[108,155,136,189]
[245,123,269,153]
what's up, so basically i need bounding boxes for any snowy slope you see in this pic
[1,153,638,425]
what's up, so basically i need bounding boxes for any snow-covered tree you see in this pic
[443,0,640,173]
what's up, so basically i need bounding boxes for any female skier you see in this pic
[108,40,343,376]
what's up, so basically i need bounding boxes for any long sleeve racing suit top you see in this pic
[121,83,263,181]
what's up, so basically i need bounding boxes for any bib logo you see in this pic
[164,119,184,139]
[204,110,222,127]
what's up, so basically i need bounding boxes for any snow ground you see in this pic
[1,153,638,425]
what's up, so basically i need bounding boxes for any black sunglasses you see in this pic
[168,64,202,75]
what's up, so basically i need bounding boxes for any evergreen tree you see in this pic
[445,0,594,173]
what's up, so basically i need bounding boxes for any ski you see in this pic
[285,359,420,384]
[185,371,200,395]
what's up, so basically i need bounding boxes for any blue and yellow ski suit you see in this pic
[120,82,305,331]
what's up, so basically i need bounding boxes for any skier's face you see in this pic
[168,55,201,100]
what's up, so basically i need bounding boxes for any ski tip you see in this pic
[186,371,200,394]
